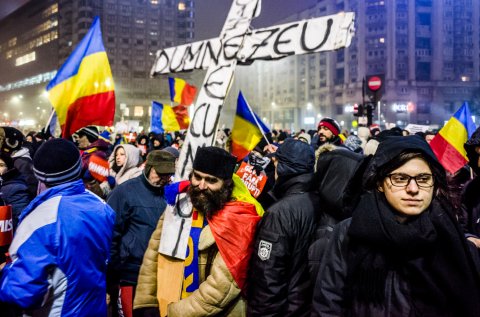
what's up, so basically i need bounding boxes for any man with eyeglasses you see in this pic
[106,150,176,317]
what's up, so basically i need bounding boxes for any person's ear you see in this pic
[377,181,384,192]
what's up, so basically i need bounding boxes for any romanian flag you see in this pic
[231,92,270,161]
[46,16,115,139]
[169,77,197,105]
[151,101,190,133]
[430,101,476,174]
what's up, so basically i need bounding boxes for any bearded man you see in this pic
[133,146,263,317]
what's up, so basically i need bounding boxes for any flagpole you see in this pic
[244,97,271,146]
[44,108,55,133]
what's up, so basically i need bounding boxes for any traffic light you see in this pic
[353,104,364,116]
[366,103,375,126]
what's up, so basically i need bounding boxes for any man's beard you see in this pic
[188,181,233,218]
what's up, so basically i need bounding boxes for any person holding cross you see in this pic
[133,146,263,317]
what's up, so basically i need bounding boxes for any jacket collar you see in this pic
[271,173,314,200]
[19,179,85,222]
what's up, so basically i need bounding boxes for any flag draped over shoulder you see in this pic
[231,92,270,161]
[168,77,197,105]
[430,101,476,174]
[46,16,115,139]
[151,101,190,133]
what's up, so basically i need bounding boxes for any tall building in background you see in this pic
[0,0,195,131]
[234,0,480,131]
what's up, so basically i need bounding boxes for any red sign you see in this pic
[0,205,13,247]
[88,154,110,182]
[367,76,382,91]
[235,162,268,198]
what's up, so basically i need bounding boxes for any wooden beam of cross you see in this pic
[156,0,355,260]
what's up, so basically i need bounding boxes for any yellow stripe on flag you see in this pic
[173,79,186,104]
[162,105,181,131]
[48,52,115,125]
[231,116,263,151]
[438,117,469,160]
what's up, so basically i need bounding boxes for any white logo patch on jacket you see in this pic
[258,240,272,261]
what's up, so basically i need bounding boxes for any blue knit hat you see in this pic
[33,139,82,186]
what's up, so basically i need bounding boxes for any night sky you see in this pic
[0,0,318,40]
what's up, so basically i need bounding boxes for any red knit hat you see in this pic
[317,117,341,136]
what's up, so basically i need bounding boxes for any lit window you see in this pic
[379,37,385,43]
[135,19,145,24]
[178,2,186,11]
[134,106,144,117]
[6,50,13,59]
[150,0,158,4]
[15,52,36,66]
[8,38,17,47]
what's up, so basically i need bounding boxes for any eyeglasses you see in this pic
[387,173,434,188]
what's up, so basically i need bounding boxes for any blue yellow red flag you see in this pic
[151,101,190,133]
[46,16,115,138]
[168,77,197,105]
[430,101,476,174]
[231,92,270,161]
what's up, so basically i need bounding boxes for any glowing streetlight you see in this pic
[307,102,312,110]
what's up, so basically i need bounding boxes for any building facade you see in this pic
[0,0,195,131]
[233,0,480,132]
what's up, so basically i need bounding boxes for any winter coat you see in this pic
[313,214,480,317]
[0,168,31,230]
[107,174,167,284]
[109,144,142,185]
[0,180,115,316]
[309,146,366,280]
[247,173,320,317]
[460,176,480,238]
[11,147,37,197]
[133,211,248,317]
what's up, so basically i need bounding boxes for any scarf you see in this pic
[181,209,207,299]
[346,191,480,316]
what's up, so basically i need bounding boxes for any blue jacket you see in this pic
[0,179,115,316]
[107,174,167,284]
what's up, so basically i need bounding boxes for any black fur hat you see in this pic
[193,146,236,180]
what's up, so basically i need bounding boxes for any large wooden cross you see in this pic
[153,2,354,313]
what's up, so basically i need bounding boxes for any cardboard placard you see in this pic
[88,154,110,182]
[0,205,13,247]
[236,161,267,198]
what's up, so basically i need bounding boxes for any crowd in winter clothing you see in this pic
[0,117,479,317]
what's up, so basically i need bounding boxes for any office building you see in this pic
[0,0,195,131]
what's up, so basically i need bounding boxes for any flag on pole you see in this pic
[151,101,190,133]
[48,110,57,137]
[168,77,197,105]
[231,92,270,161]
[46,16,115,139]
[430,101,476,174]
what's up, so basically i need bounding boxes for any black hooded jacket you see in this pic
[247,173,320,317]
[313,136,480,317]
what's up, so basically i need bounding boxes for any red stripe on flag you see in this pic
[61,91,115,138]
[231,141,249,162]
[180,83,197,105]
[430,134,468,174]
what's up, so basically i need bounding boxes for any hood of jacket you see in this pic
[109,144,142,178]
[272,173,315,200]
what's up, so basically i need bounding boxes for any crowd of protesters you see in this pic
[0,117,478,316]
